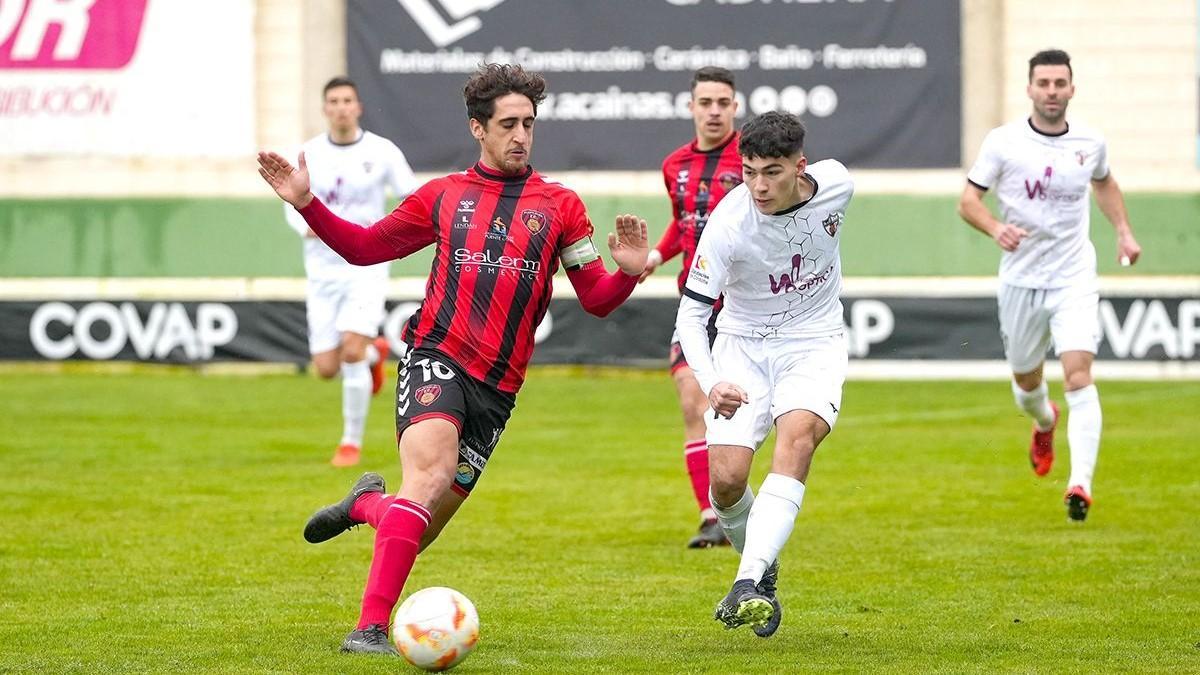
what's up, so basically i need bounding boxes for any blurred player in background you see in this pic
[284,76,418,467]
[676,111,853,637]
[259,63,649,656]
[640,66,742,548]
[957,49,1142,522]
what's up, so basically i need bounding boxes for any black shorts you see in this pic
[395,347,516,497]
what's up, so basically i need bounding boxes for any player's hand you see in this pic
[1116,231,1141,267]
[638,249,663,283]
[709,382,749,419]
[257,151,314,209]
[992,222,1028,252]
[608,213,649,276]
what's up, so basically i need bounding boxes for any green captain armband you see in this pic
[560,236,600,271]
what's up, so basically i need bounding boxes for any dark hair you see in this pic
[739,111,806,160]
[691,66,735,92]
[463,63,547,125]
[322,76,358,97]
[1028,49,1072,82]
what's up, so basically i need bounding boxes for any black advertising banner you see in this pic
[346,0,961,170]
[2,297,1197,365]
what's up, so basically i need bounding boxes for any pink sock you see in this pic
[350,492,397,529]
[684,439,713,514]
[356,498,431,629]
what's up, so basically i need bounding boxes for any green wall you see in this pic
[0,194,1195,277]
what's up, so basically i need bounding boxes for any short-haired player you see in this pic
[259,63,649,655]
[958,49,1142,521]
[676,111,854,637]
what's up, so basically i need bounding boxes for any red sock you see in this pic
[350,492,397,529]
[684,439,712,513]
[357,498,431,629]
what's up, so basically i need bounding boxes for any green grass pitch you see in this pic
[1,369,1198,672]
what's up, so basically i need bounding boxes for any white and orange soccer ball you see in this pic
[393,587,480,671]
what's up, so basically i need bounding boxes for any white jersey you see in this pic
[676,159,852,395]
[284,130,418,281]
[967,118,1109,290]
[686,159,851,339]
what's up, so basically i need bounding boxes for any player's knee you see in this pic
[340,343,367,363]
[398,470,455,507]
[708,468,747,507]
[785,436,817,459]
[1063,370,1093,392]
[1012,371,1042,392]
[314,362,340,379]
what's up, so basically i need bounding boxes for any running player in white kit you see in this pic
[957,49,1142,521]
[284,77,418,467]
[676,111,853,637]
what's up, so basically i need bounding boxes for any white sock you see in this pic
[340,360,371,447]
[710,485,754,553]
[736,473,805,584]
[365,342,380,366]
[1012,380,1056,431]
[1065,385,1102,494]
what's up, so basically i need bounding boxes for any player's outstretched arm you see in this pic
[257,151,314,209]
[607,213,650,276]
[566,260,638,318]
[563,215,649,317]
[259,150,430,266]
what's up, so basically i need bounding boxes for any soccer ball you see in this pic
[393,586,480,671]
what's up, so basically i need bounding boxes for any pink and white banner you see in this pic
[0,0,254,156]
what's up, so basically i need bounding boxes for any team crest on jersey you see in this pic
[521,209,548,234]
[1075,150,1088,165]
[454,462,475,485]
[717,171,741,190]
[415,384,442,406]
[822,212,843,237]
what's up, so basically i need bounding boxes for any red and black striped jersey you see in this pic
[378,162,596,393]
[656,132,743,293]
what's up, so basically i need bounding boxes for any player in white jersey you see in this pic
[958,50,1142,522]
[676,111,853,637]
[283,77,419,467]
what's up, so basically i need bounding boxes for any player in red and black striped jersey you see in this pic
[639,67,743,549]
[258,63,649,656]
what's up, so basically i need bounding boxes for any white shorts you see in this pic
[705,333,848,450]
[306,278,385,354]
[997,283,1100,374]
